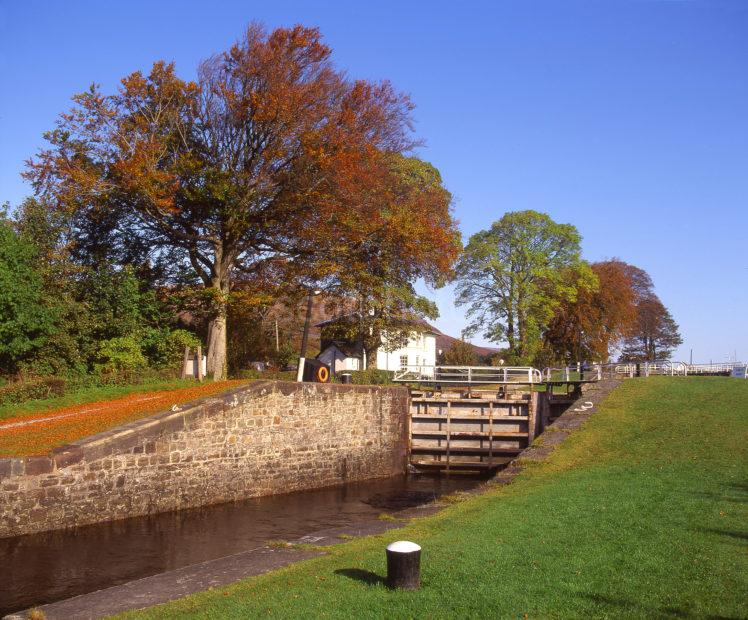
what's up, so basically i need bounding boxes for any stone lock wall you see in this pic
[0,381,410,539]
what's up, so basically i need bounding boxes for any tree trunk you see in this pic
[205,268,230,382]
[206,309,227,381]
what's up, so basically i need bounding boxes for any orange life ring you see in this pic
[316,366,330,383]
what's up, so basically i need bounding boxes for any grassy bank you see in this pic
[0,380,247,457]
[120,377,748,619]
[0,379,204,423]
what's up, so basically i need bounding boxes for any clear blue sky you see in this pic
[1,0,746,363]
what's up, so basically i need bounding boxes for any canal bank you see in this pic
[0,381,410,539]
[5,379,621,619]
[0,472,481,616]
[99,378,746,620]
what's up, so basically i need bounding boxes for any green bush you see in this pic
[347,368,393,385]
[0,376,67,406]
[94,335,147,375]
[273,343,297,370]
[142,328,201,369]
[235,369,297,381]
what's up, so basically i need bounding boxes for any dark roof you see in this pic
[319,340,362,359]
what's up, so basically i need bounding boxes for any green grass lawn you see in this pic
[117,377,748,619]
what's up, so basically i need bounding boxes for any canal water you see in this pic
[0,473,482,615]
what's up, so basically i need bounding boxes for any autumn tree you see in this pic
[25,24,439,380]
[619,297,683,361]
[442,339,479,366]
[455,210,593,364]
[543,259,639,362]
[312,155,460,366]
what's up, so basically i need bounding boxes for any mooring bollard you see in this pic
[386,540,421,590]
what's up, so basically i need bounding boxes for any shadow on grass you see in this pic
[578,592,692,618]
[334,568,385,586]
[693,481,748,505]
[698,528,748,542]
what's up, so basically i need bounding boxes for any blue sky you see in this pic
[1,0,746,363]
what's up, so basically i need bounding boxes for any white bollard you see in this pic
[386,541,421,590]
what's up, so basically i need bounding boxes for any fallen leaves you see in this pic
[0,380,246,457]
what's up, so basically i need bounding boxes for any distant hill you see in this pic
[431,327,500,360]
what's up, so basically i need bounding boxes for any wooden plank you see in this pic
[488,401,494,467]
[446,401,451,474]
[411,459,512,471]
[411,398,531,405]
[411,430,528,439]
[411,414,529,422]
[528,391,538,443]
[411,446,522,456]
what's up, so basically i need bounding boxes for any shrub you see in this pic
[94,335,147,375]
[347,368,393,385]
[142,328,201,369]
[273,343,297,370]
[235,369,297,382]
[0,376,67,406]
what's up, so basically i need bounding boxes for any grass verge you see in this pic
[0,379,205,423]
[0,380,247,457]
[117,377,748,619]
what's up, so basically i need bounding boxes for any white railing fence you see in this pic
[686,362,743,375]
[542,364,602,382]
[392,365,542,384]
[391,359,737,384]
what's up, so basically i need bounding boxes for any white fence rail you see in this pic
[392,365,542,384]
[686,362,743,375]
[392,359,740,385]
[542,365,602,382]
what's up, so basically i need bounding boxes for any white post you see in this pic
[296,357,306,382]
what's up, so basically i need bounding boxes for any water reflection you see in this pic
[0,473,481,614]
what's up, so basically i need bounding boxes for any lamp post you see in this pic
[297,289,322,382]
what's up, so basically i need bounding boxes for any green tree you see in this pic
[455,210,593,364]
[0,219,57,373]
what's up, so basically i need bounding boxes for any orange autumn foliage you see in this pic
[24,24,459,381]
[0,380,246,458]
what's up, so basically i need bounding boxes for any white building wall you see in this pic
[317,347,361,373]
[375,331,436,374]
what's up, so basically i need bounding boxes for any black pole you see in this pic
[300,291,314,359]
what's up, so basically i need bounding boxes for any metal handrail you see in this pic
[541,365,602,382]
[686,362,744,374]
[392,365,543,384]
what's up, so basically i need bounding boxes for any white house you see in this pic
[315,316,437,375]
[316,341,362,373]
[375,329,437,374]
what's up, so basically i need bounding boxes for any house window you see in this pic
[400,355,408,369]
[415,355,420,367]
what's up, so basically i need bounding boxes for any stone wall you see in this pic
[0,381,409,539]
